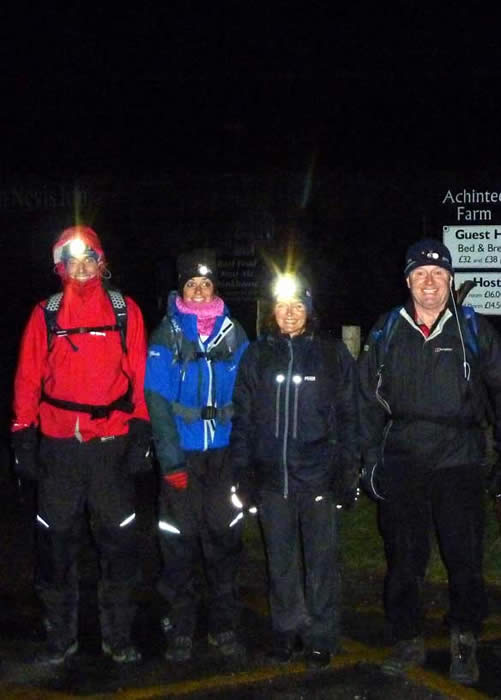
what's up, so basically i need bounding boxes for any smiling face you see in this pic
[182,276,215,303]
[407,265,451,320]
[65,255,101,282]
[274,298,308,336]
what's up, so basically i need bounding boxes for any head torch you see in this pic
[61,238,99,263]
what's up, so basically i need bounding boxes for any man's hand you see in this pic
[11,427,39,481]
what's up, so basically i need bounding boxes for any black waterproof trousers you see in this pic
[379,464,487,641]
[36,435,139,649]
[158,447,243,637]
[258,489,340,652]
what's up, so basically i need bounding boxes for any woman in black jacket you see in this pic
[230,272,359,669]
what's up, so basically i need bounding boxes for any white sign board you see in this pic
[443,225,501,270]
[454,272,501,315]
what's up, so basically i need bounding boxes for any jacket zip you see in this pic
[380,418,393,466]
[281,339,294,499]
[375,369,391,415]
[274,379,283,437]
[292,376,302,438]
[377,326,429,461]
[376,365,392,466]
[199,336,215,451]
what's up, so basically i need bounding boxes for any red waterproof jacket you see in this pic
[12,277,149,440]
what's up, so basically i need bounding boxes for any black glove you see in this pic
[12,427,39,481]
[122,419,152,475]
[334,468,360,510]
[487,459,501,499]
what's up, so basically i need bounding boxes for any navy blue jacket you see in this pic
[230,331,360,496]
[359,301,501,473]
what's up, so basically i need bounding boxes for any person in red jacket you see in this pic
[11,225,151,665]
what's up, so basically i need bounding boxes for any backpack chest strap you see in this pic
[54,324,121,337]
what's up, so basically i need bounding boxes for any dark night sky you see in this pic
[3,4,501,174]
[1,3,501,432]
[2,4,501,348]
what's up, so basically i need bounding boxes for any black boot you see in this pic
[35,615,78,665]
[35,637,78,665]
[208,630,246,658]
[449,629,479,686]
[165,635,193,662]
[268,634,296,664]
[99,580,141,663]
[35,602,79,665]
[305,648,331,669]
[381,636,426,676]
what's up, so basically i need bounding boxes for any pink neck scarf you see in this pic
[176,295,225,337]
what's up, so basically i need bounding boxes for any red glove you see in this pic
[164,470,188,490]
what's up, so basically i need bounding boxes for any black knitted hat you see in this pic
[404,239,453,277]
[177,248,218,292]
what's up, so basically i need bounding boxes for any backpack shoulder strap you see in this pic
[460,305,479,358]
[206,318,237,360]
[157,317,197,365]
[43,292,64,350]
[371,306,403,370]
[43,289,128,353]
[106,289,128,353]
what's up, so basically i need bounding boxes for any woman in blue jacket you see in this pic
[145,249,248,662]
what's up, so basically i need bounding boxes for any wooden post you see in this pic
[342,325,361,359]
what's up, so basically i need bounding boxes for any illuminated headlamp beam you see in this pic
[68,238,87,258]
[273,274,298,300]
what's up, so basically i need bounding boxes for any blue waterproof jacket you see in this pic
[145,292,249,475]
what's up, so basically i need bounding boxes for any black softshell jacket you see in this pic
[230,331,359,497]
[359,302,501,472]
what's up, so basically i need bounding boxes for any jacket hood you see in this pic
[53,226,106,279]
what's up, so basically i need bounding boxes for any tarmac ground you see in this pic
[1,445,501,700]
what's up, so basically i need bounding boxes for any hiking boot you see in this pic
[381,636,426,676]
[102,640,142,663]
[165,635,193,662]
[208,630,245,657]
[34,639,78,665]
[449,629,479,686]
[305,648,331,669]
[268,639,295,664]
